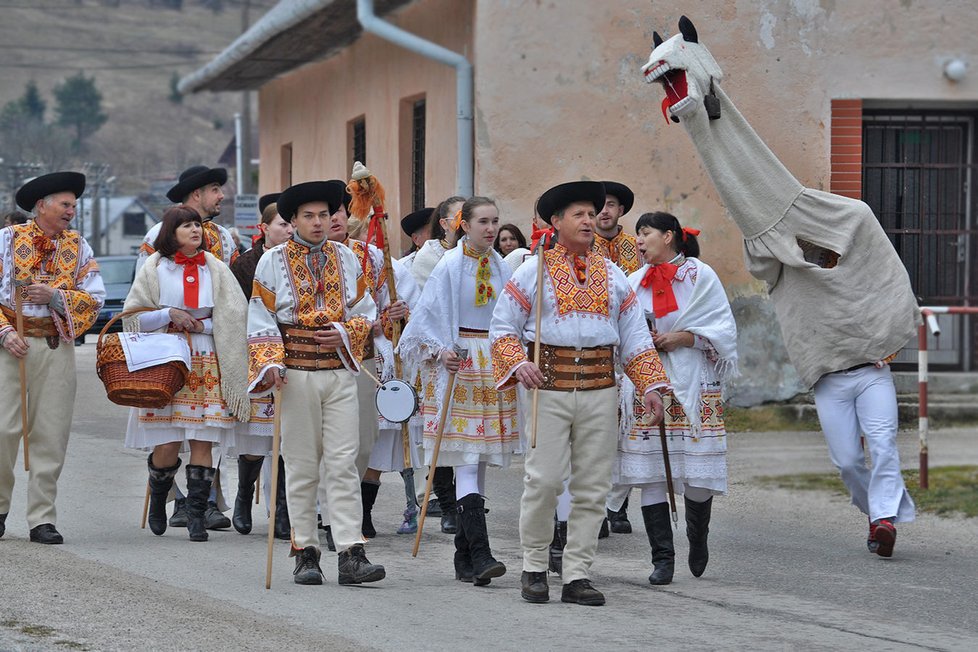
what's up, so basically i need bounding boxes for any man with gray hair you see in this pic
[0,172,105,544]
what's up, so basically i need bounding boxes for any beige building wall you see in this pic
[257,0,474,253]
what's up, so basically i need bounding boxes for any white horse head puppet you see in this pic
[641,16,920,388]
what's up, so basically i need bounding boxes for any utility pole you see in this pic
[239,0,253,195]
[85,162,110,256]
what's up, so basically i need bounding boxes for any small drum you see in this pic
[375,379,419,423]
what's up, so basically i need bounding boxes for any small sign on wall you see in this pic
[234,194,259,233]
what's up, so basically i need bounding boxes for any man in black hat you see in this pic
[593,181,641,276]
[397,207,433,270]
[246,180,386,586]
[0,172,105,544]
[138,165,237,271]
[490,180,668,606]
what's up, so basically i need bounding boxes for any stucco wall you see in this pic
[257,0,474,250]
[473,0,977,403]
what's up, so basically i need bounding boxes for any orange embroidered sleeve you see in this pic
[624,348,668,395]
[343,316,373,363]
[248,337,284,389]
[380,307,408,341]
[491,335,527,390]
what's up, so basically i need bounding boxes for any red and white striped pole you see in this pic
[917,311,931,490]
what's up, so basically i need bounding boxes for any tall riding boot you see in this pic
[685,496,713,577]
[608,495,633,534]
[147,454,181,536]
[548,518,567,575]
[361,480,380,538]
[186,465,215,542]
[274,456,291,540]
[642,503,675,585]
[457,493,505,584]
[232,457,265,534]
[433,467,457,533]
[454,525,474,583]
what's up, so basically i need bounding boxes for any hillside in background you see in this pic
[0,0,271,196]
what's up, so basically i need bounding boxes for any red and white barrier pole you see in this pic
[917,312,931,490]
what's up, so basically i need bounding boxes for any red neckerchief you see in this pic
[174,251,206,309]
[640,262,679,318]
[552,242,588,284]
[31,225,62,275]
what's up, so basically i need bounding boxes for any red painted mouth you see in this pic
[660,69,688,122]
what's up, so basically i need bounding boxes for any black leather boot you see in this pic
[274,456,291,540]
[432,467,457,533]
[185,465,215,542]
[0,512,6,538]
[457,493,505,584]
[608,495,633,534]
[232,456,264,535]
[642,503,675,585]
[685,496,713,577]
[454,525,474,583]
[361,480,380,538]
[147,454,181,536]
[548,518,567,575]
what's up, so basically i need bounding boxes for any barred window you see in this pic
[411,99,426,211]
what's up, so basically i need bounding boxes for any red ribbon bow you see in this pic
[174,251,206,309]
[681,227,701,241]
[32,234,58,274]
[363,205,386,278]
[530,226,553,252]
[640,262,679,318]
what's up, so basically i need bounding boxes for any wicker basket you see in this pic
[96,308,191,409]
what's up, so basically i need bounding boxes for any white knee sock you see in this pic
[455,464,480,500]
[641,484,668,506]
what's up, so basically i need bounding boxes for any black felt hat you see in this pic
[536,181,607,225]
[166,165,228,203]
[277,181,345,221]
[599,181,634,215]
[401,207,434,237]
[15,171,86,212]
[326,180,352,213]
[259,193,281,215]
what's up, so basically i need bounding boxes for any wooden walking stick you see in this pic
[265,387,284,590]
[347,162,413,468]
[529,233,548,449]
[14,279,30,471]
[659,417,679,525]
[412,347,468,557]
[140,481,150,529]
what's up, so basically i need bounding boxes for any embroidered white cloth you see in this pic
[119,332,192,373]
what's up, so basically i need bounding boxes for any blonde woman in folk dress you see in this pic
[610,211,738,585]
[399,197,520,586]
[123,206,250,542]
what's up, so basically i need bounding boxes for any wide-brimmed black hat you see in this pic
[16,171,86,212]
[600,181,634,215]
[277,181,345,221]
[259,193,281,215]
[536,181,606,225]
[166,165,228,203]
[326,180,353,213]
[401,207,434,237]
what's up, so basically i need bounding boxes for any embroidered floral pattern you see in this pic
[623,347,668,395]
[593,230,641,275]
[490,335,526,388]
[545,245,610,317]
[284,240,345,327]
[248,337,284,386]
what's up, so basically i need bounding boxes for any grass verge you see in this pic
[759,466,978,518]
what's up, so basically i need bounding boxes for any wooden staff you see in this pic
[412,348,468,557]
[14,279,30,471]
[140,481,150,529]
[659,418,678,525]
[347,162,412,468]
[265,387,284,590]
[529,234,547,449]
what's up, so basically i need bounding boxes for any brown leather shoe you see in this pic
[520,571,549,603]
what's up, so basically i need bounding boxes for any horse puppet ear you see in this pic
[652,31,664,48]
[678,16,698,43]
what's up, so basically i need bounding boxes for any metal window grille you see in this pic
[353,118,366,166]
[411,99,426,211]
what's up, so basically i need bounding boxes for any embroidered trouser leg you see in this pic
[813,365,915,523]
[280,368,362,551]
[0,338,75,528]
[520,386,617,582]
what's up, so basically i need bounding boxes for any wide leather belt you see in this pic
[1,305,58,338]
[279,324,345,371]
[528,343,615,392]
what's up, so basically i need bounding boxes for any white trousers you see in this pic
[280,368,363,551]
[0,338,75,528]
[812,365,915,523]
[519,386,618,583]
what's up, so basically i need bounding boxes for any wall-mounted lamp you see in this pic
[944,58,967,82]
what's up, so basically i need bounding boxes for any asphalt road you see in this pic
[1,343,977,651]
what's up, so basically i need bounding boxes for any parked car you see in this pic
[89,255,137,336]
